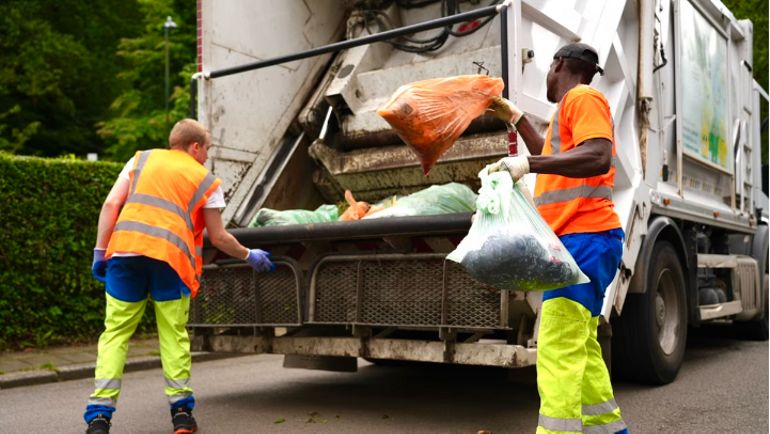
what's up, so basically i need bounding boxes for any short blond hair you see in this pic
[169,119,209,150]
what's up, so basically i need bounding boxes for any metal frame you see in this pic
[190,2,513,117]
[189,258,303,327]
[308,253,510,330]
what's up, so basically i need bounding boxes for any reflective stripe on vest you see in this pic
[549,108,562,154]
[130,151,151,194]
[114,220,196,271]
[538,414,582,432]
[190,173,217,214]
[126,193,194,232]
[535,185,613,207]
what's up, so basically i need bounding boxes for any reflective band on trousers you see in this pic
[165,377,191,389]
[582,398,618,416]
[169,392,193,404]
[584,419,628,434]
[538,414,583,432]
[87,397,117,407]
[113,220,196,270]
[94,378,121,390]
[535,185,613,206]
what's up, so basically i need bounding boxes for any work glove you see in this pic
[487,96,525,126]
[245,249,276,272]
[488,155,530,182]
[92,248,107,283]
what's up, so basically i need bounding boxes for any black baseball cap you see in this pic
[553,43,604,75]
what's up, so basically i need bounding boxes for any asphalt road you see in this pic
[0,324,766,434]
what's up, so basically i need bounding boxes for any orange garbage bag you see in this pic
[377,75,505,175]
[339,190,371,221]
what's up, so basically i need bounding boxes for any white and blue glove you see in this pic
[245,249,276,272]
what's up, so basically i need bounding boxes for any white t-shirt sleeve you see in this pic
[205,186,226,208]
[118,156,135,181]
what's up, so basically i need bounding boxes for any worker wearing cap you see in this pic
[488,43,628,433]
[84,119,276,434]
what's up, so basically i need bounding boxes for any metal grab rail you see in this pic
[190,1,512,117]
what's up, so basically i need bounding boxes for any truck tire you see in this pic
[612,241,688,385]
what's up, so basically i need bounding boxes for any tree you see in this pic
[0,0,143,157]
[97,0,197,162]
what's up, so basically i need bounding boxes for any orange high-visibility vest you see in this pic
[106,149,221,297]
[534,85,621,236]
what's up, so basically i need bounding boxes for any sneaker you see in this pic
[85,414,111,434]
[171,407,198,434]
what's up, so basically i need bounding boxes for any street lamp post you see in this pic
[163,16,177,134]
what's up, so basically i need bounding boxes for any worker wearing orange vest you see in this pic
[488,43,628,433]
[84,119,275,434]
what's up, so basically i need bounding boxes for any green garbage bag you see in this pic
[250,204,339,227]
[364,183,477,219]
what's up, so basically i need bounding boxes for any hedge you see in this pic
[0,153,156,350]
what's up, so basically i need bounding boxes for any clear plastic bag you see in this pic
[446,169,590,291]
[377,75,504,175]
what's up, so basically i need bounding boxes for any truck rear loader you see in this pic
[188,0,769,385]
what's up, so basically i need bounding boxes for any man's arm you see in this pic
[528,138,612,177]
[95,177,130,249]
[513,116,545,156]
[487,96,544,155]
[203,208,250,259]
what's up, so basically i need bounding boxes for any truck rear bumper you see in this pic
[193,335,537,368]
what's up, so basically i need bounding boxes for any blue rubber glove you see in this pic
[245,249,276,272]
[92,248,107,283]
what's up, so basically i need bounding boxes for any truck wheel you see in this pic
[613,241,688,385]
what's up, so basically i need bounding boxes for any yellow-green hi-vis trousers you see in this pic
[86,293,194,410]
[536,298,628,434]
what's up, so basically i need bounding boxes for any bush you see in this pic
[0,153,156,350]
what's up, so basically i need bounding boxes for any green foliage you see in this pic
[0,1,144,158]
[98,0,197,161]
[0,153,155,350]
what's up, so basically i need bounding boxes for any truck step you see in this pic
[699,300,743,321]
[697,254,739,268]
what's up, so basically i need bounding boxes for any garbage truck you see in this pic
[188,0,769,384]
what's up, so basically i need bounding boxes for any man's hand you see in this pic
[488,155,530,182]
[92,248,107,283]
[488,96,524,125]
[245,249,276,272]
